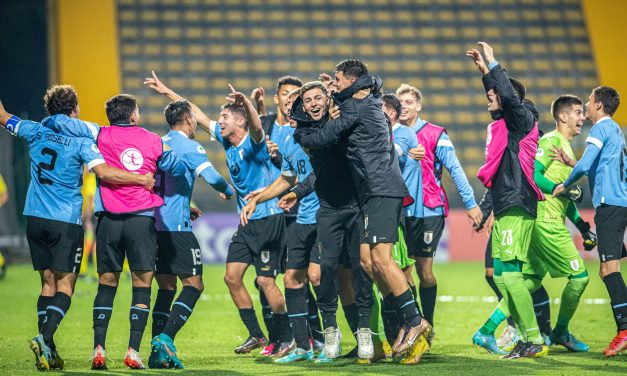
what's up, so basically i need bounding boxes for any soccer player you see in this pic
[295,60,430,364]
[145,74,293,356]
[395,83,482,336]
[0,86,154,370]
[291,81,376,362]
[241,89,320,362]
[466,42,548,358]
[555,86,627,357]
[148,100,234,369]
[473,95,595,354]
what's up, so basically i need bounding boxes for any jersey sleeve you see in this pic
[435,133,477,209]
[564,126,604,187]
[12,119,43,143]
[158,144,187,176]
[41,115,99,140]
[79,139,106,171]
[185,147,231,195]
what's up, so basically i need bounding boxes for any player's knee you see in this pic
[360,257,374,277]
[183,276,204,293]
[98,273,118,288]
[256,275,275,291]
[308,267,320,286]
[599,261,620,278]
[223,272,242,289]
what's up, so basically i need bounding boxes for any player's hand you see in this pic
[278,192,299,212]
[226,84,251,108]
[142,172,155,190]
[329,101,341,119]
[219,186,234,200]
[144,70,173,96]
[465,48,489,74]
[190,206,202,221]
[251,87,265,104]
[467,206,483,228]
[549,145,576,168]
[244,187,265,202]
[409,144,426,161]
[319,72,333,84]
[575,220,597,251]
[240,200,257,225]
[552,183,565,197]
[266,135,279,158]
[477,42,495,65]
[558,185,584,203]
[352,88,370,100]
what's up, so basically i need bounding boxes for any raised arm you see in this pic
[144,71,214,135]
[226,84,264,143]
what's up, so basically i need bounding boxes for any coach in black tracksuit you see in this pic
[296,61,428,355]
[291,86,374,340]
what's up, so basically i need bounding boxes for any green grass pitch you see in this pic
[0,262,624,375]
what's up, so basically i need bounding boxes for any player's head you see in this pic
[219,102,247,139]
[551,95,584,138]
[165,100,197,139]
[285,88,301,128]
[334,59,368,92]
[275,76,302,120]
[382,94,402,124]
[44,85,79,117]
[485,78,525,112]
[300,81,329,122]
[395,83,422,124]
[106,94,140,125]
[587,86,620,122]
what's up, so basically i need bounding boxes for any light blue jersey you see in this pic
[393,123,420,178]
[210,121,281,220]
[269,122,292,180]
[280,130,319,224]
[564,117,627,208]
[5,116,104,224]
[406,119,477,218]
[155,130,233,231]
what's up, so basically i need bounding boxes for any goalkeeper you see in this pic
[474,95,595,354]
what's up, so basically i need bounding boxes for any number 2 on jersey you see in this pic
[37,148,58,185]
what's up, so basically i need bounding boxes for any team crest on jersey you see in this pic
[424,231,433,244]
[536,148,544,157]
[197,145,206,154]
[570,259,581,271]
[91,144,100,153]
[261,250,270,263]
[120,148,144,171]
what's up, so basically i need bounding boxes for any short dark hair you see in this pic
[550,95,583,121]
[592,86,620,116]
[164,100,193,127]
[105,94,137,124]
[334,59,368,79]
[43,85,78,116]
[299,81,327,98]
[276,76,303,93]
[381,94,402,122]
[221,102,247,120]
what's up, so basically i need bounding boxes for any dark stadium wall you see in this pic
[0,0,49,247]
[54,0,121,124]
[582,0,627,126]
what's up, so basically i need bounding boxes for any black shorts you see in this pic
[484,233,494,268]
[156,231,203,277]
[226,214,286,277]
[286,223,317,270]
[96,213,157,274]
[361,197,402,245]
[404,215,445,258]
[26,216,84,273]
[316,204,362,268]
[594,205,627,262]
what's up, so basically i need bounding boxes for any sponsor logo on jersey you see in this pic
[120,148,144,171]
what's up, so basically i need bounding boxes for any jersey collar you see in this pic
[594,116,611,125]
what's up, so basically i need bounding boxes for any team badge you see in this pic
[423,231,433,244]
[120,148,144,171]
[536,148,544,157]
[570,259,581,271]
[261,250,270,264]
[197,145,206,154]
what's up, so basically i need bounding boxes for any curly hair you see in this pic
[43,85,78,116]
